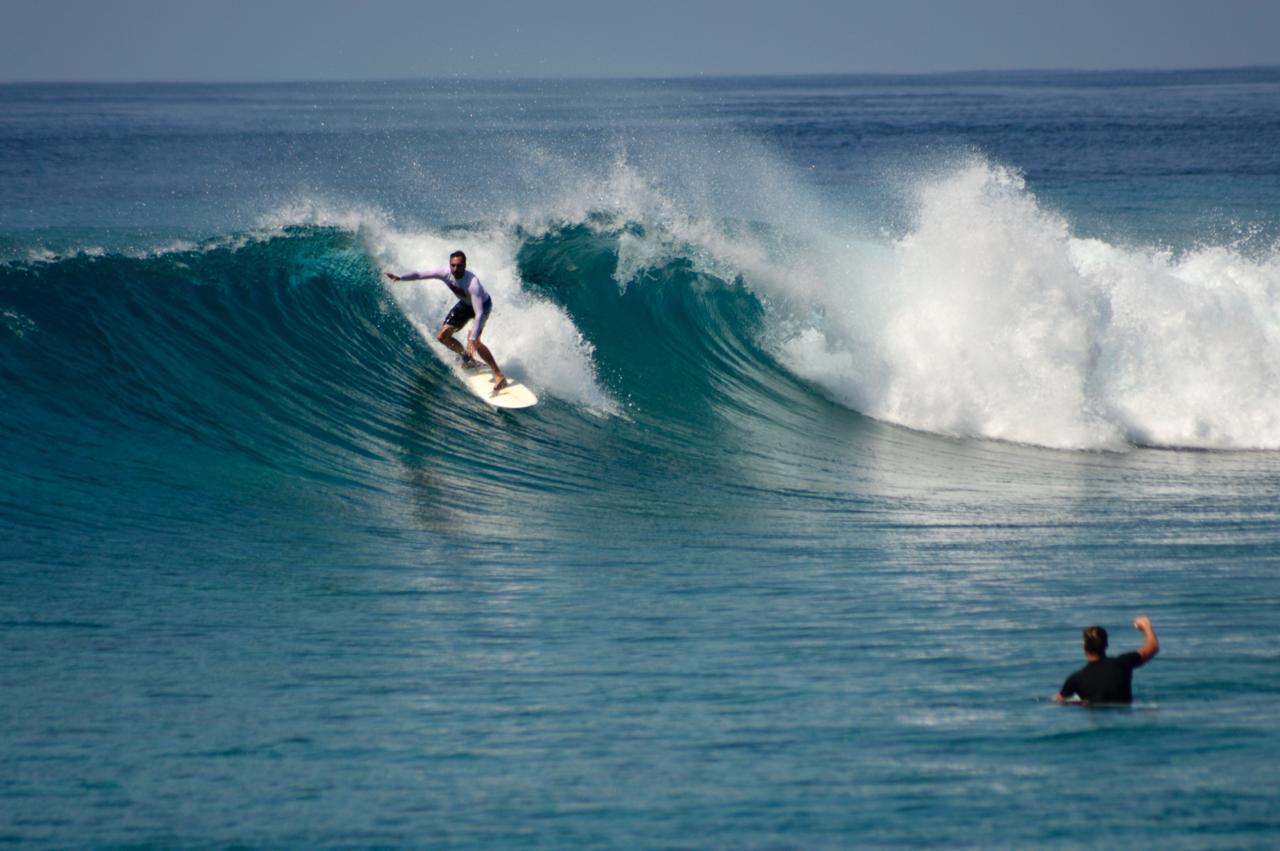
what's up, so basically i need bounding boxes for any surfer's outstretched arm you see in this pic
[385,269,450,283]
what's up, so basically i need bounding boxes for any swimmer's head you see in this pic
[1083,625,1108,656]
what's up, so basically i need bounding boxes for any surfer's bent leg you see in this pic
[436,323,466,357]
[437,299,474,358]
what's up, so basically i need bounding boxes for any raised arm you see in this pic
[1134,615,1159,662]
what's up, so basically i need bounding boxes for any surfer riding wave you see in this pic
[386,250,508,391]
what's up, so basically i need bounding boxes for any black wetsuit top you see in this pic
[1059,651,1146,704]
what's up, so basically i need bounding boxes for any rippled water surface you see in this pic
[4,70,1280,847]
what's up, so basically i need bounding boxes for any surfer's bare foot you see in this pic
[492,374,508,392]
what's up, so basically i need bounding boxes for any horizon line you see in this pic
[3,63,1279,87]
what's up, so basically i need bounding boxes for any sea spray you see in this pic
[1070,238,1280,448]
[776,159,1280,450]
[778,160,1118,449]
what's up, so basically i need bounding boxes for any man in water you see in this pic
[386,250,507,391]
[1056,616,1160,704]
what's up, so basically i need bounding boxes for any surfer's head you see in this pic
[1083,625,1108,657]
[450,250,467,276]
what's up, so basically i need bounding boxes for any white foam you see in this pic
[14,245,106,265]
[773,159,1280,450]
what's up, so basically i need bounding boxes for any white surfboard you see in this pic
[459,366,538,409]
[448,317,536,408]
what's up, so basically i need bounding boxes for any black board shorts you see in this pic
[443,297,493,336]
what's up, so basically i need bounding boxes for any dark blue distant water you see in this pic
[3,70,1280,848]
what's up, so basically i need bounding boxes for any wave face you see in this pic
[0,219,804,503]
[4,158,1280,523]
[1,229,410,488]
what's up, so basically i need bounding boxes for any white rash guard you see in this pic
[398,267,492,341]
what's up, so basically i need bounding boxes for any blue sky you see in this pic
[4,0,1279,82]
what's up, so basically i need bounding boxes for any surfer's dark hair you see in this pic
[450,250,467,264]
[1083,625,1108,656]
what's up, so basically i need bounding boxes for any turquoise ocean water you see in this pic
[3,70,1280,847]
